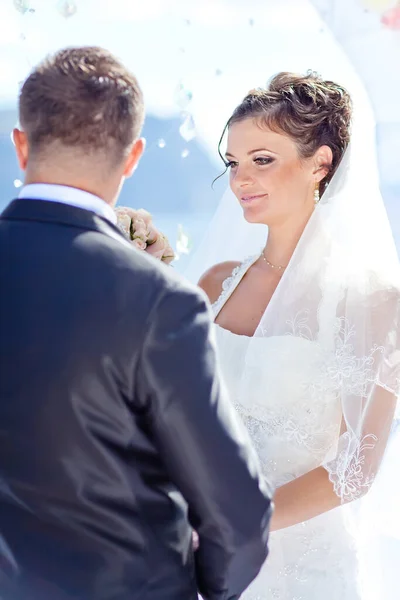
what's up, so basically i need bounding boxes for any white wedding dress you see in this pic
[212,254,362,600]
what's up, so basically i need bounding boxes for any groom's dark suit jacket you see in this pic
[0,198,271,600]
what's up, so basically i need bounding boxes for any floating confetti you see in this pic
[181,149,190,159]
[215,69,223,77]
[157,138,166,148]
[57,0,78,18]
[249,18,255,26]
[13,0,34,14]
[14,179,23,188]
[179,114,196,142]
[175,224,191,259]
[174,81,193,110]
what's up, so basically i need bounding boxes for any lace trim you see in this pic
[324,432,377,502]
[212,254,259,318]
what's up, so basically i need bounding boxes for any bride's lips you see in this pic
[239,193,268,205]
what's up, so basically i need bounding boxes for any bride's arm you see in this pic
[270,466,339,531]
[271,385,397,532]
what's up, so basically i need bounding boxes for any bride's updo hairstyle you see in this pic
[219,71,353,194]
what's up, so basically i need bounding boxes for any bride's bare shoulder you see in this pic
[198,261,241,304]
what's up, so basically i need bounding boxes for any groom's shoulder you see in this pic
[198,261,241,305]
[101,233,208,304]
[125,251,213,323]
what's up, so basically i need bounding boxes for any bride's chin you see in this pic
[242,207,269,226]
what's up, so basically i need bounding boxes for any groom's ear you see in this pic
[123,137,146,178]
[13,128,29,171]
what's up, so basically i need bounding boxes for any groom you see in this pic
[0,47,272,599]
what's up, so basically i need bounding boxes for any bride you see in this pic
[190,72,400,599]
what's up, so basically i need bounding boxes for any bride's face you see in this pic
[226,118,322,227]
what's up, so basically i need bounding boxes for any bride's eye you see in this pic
[225,160,238,169]
[254,157,274,166]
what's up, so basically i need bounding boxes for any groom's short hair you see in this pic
[19,46,144,164]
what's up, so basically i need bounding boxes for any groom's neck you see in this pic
[23,161,122,207]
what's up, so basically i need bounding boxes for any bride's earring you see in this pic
[314,183,320,205]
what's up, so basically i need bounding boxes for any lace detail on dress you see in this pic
[324,432,378,502]
[235,400,338,463]
[288,310,384,394]
[212,254,259,318]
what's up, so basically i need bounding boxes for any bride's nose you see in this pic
[231,165,254,187]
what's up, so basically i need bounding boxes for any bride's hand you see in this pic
[146,224,175,264]
[115,206,175,264]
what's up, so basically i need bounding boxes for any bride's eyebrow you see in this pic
[225,147,276,158]
[248,147,276,155]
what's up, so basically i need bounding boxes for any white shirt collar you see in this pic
[18,183,117,224]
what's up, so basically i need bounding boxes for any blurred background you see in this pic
[0,0,399,272]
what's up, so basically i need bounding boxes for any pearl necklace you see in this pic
[261,250,286,271]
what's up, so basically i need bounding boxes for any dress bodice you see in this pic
[214,324,342,487]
